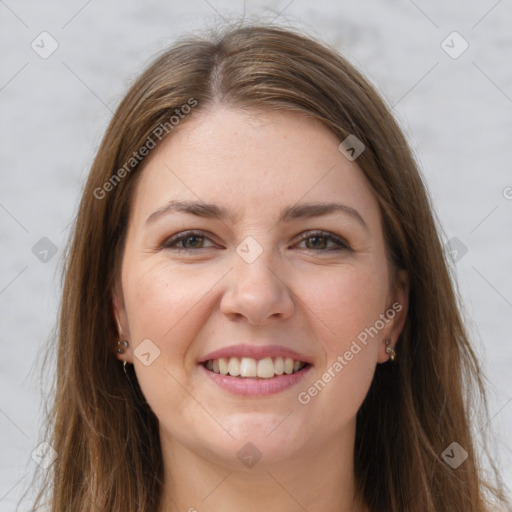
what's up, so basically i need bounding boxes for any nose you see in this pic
[219,247,295,325]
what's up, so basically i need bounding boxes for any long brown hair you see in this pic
[26,21,507,511]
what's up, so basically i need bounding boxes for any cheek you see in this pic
[122,261,214,366]
[294,262,387,412]
[123,263,205,343]
[298,343,375,434]
[301,260,389,350]
[121,262,215,426]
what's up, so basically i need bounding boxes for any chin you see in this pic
[193,413,311,468]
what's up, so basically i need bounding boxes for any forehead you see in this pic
[128,107,381,231]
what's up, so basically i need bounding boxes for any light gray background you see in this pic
[1,0,511,509]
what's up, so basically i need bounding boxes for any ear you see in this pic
[112,285,133,364]
[377,269,409,363]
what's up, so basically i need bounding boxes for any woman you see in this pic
[29,22,507,511]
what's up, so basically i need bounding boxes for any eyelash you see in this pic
[161,230,350,253]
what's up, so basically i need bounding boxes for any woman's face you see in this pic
[113,106,408,468]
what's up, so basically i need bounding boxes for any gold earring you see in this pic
[116,341,130,377]
[385,337,396,362]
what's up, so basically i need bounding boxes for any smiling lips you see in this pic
[198,344,312,388]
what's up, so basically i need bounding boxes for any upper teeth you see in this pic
[205,357,306,379]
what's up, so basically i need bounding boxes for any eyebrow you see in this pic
[145,199,369,231]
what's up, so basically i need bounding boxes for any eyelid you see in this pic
[161,230,219,250]
[161,229,351,252]
[296,230,350,250]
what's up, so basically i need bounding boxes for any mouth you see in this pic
[203,356,311,379]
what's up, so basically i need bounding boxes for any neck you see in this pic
[157,422,367,512]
